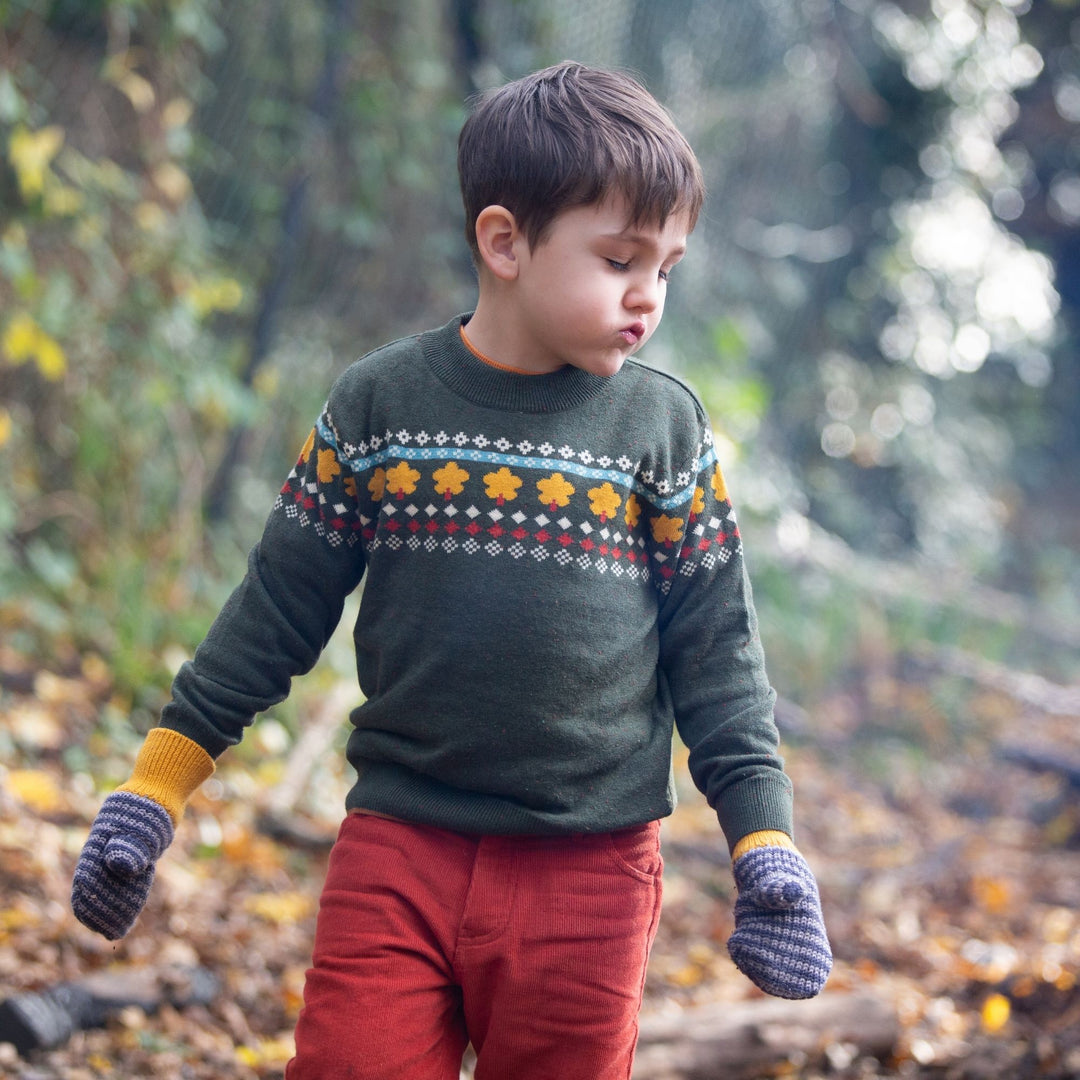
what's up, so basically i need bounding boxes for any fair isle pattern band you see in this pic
[273,416,741,594]
[317,414,718,510]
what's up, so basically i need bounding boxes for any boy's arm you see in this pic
[653,414,830,998]
[654,444,792,849]
[72,411,366,940]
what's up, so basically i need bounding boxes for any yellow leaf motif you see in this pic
[625,494,642,529]
[691,486,706,516]
[588,482,621,522]
[343,476,358,499]
[317,449,341,484]
[298,428,316,464]
[386,461,421,498]
[711,463,729,503]
[1,313,67,380]
[537,472,575,510]
[8,124,64,199]
[368,468,387,501]
[484,466,522,505]
[433,461,470,499]
[650,514,684,546]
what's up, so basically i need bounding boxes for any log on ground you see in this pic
[633,989,899,1079]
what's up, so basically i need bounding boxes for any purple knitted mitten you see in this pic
[71,791,174,941]
[728,846,832,999]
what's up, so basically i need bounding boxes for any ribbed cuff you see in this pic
[115,727,216,826]
[731,829,796,861]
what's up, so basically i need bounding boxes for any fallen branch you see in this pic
[0,965,219,1055]
[632,989,899,1079]
[908,644,1080,717]
[758,516,1080,651]
[255,679,355,850]
[996,742,1080,791]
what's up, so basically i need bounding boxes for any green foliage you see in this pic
[1,0,1077,723]
[1,0,254,691]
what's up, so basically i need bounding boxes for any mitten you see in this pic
[727,841,832,999]
[71,728,215,940]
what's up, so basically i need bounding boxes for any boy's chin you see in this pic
[567,351,630,378]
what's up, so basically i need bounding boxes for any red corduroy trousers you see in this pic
[285,812,663,1080]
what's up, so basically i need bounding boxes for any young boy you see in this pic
[72,61,831,1078]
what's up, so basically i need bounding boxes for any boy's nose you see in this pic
[627,279,660,314]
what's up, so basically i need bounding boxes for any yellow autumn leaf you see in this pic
[0,408,11,447]
[32,333,66,380]
[186,277,243,316]
[981,992,1010,1033]
[971,876,1011,915]
[243,891,313,925]
[0,907,39,933]
[103,51,155,113]
[236,1036,294,1068]
[1,313,67,381]
[2,312,38,363]
[3,223,27,248]
[8,124,64,199]
[135,201,168,232]
[42,182,83,217]
[5,769,65,814]
[666,963,705,988]
[162,98,193,129]
[152,161,192,204]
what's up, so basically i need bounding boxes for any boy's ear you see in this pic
[474,205,523,281]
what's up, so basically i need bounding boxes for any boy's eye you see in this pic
[607,259,631,272]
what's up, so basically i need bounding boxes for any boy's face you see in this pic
[508,195,690,377]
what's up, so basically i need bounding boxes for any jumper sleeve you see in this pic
[160,410,366,757]
[654,410,793,850]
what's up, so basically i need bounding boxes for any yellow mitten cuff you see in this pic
[115,727,216,826]
[731,829,797,861]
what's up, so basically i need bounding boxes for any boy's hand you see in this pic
[728,846,832,999]
[71,791,175,940]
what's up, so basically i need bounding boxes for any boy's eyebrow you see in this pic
[600,229,687,259]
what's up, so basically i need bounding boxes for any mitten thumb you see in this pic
[742,872,808,910]
[103,833,157,877]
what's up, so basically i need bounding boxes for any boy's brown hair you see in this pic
[458,61,705,261]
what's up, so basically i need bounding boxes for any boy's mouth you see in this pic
[620,321,646,346]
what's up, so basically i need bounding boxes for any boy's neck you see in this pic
[463,293,566,376]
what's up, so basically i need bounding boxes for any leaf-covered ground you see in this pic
[1,647,1078,1079]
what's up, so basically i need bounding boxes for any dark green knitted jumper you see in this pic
[161,314,793,845]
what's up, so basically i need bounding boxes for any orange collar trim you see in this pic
[459,325,543,376]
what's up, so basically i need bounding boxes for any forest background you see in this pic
[1,1,1079,1078]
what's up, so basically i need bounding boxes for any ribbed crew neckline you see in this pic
[422,314,611,414]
